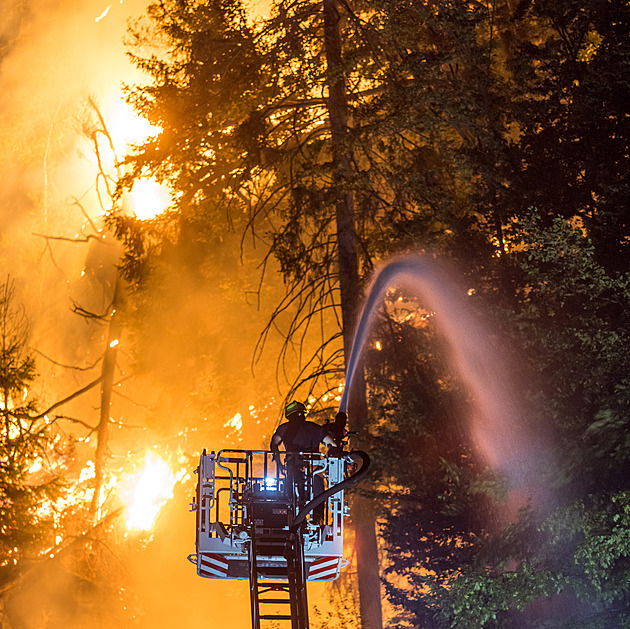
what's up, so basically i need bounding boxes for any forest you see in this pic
[1,0,630,627]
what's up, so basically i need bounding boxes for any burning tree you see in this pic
[0,100,179,620]
[0,273,183,627]
[0,278,105,627]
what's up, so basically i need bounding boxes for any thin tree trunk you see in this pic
[322,2,383,627]
[89,274,123,520]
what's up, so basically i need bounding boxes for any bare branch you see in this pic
[31,376,104,420]
[33,349,102,372]
[48,414,97,432]
[71,299,112,322]
[69,196,104,235]
[33,232,104,245]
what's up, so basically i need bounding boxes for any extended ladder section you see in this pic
[249,516,308,628]
[189,449,367,629]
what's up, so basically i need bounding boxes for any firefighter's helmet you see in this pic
[285,400,306,419]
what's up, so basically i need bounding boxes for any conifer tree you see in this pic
[0,278,60,582]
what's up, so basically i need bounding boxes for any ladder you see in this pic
[248,460,310,629]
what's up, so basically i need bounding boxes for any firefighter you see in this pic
[270,401,337,455]
[270,401,337,524]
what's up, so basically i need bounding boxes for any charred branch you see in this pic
[33,232,104,245]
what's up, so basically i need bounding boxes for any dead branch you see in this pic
[71,299,112,322]
[33,349,101,372]
[48,414,97,432]
[31,376,104,420]
[68,196,104,235]
[33,232,103,244]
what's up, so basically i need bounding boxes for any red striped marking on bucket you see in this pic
[198,553,229,578]
[308,556,341,581]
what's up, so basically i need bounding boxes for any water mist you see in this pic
[340,255,545,502]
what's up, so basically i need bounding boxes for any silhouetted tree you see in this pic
[0,278,63,580]
[509,0,630,274]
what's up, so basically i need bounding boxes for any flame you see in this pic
[30,451,189,541]
[103,98,171,220]
[28,458,43,474]
[123,451,183,531]
[129,179,171,220]
[31,459,97,532]
[225,412,243,431]
[27,448,190,552]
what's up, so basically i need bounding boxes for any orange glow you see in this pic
[129,178,171,220]
[106,98,160,152]
[104,98,171,220]
[122,451,186,531]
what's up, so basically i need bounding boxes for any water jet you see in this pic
[340,255,542,497]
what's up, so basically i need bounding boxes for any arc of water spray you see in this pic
[339,258,443,414]
[338,259,414,414]
[338,255,543,497]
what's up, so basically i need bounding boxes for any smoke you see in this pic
[0,0,284,416]
[0,1,288,627]
[0,0,147,341]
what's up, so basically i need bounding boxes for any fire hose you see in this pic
[289,450,370,532]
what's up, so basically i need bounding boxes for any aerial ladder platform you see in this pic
[188,444,369,629]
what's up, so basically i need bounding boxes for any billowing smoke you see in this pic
[0,0,148,359]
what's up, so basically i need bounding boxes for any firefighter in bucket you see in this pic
[270,401,340,524]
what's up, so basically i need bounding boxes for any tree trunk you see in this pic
[322,2,383,628]
[89,274,123,520]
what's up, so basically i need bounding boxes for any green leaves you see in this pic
[446,565,563,626]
